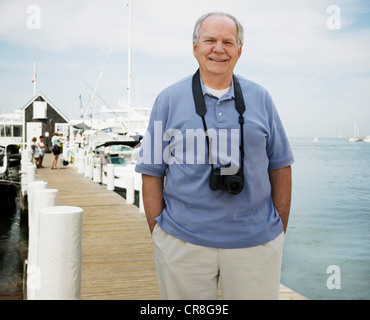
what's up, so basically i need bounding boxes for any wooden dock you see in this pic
[34,153,306,300]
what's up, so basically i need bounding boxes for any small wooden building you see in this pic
[22,93,72,152]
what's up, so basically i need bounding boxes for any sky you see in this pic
[0,0,370,138]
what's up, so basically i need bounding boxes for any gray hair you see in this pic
[193,12,244,47]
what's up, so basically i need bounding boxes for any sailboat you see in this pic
[83,0,147,190]
[347,122,363,142]
[118,0,150,136]
[79,0,149,138]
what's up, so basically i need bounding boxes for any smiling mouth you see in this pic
[209,58,228,62]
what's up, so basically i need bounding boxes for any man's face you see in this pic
[193,15,242,86]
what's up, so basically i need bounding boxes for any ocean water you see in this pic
[281,137,370,300]
[0,194,27,300]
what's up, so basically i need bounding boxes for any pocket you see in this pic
[265,232,285,255]
[151,223,159,238]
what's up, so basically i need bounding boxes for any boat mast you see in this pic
[353,121,360,138]
[79,94,83,119]
[32,62,37,96]
[82,14,124,123]
[127,0,132,133]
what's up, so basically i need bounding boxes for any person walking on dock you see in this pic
[37,135,46,168]
[31,137,40,168]
[51,132,62,170]
[135,12,294,300]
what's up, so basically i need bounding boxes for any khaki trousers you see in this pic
[152,224,284,300]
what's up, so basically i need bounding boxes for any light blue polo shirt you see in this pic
[135,73,294,249]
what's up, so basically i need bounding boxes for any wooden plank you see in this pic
[35,154,159,300]
[34,154,306,300]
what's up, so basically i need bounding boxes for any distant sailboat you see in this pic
[347,122,363,142]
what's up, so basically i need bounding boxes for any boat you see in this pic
[0,144,21,180]
[364,136,370,143]
[0,143,20,213]
[347,122,363,142]
[93,138,141,189]
[93,136,141,162]
[64,1,147,195]
[73,0,148,144]
[0,145,7,179]
[75,0,147,188]
[0,111,23,147]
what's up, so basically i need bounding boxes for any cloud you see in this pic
[1,0,369,136]
[238,1,370,73]
[1,0,369,69]
[0,0,127,50]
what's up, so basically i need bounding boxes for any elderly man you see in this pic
[135,12,294,300]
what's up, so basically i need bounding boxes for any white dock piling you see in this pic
[35,206,83,300]
[93,160,102,183]
[21,149,32,163]
[28,181,48,226]
[84,153,89,178]
[87,154,94,179]
[107,164,115,191]
[126,176,135,205]
[26,164,36,192]
[27,188,58,300]
[77,149,85,174]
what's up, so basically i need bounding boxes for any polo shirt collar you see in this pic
[199,74,235,99]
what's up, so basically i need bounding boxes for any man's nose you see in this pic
[212,40,225,53]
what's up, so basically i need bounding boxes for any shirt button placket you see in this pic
[216,101,220,115]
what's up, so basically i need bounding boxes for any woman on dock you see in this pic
[37,135,46,168]
[31,137,40,168]
[51,133,62,170]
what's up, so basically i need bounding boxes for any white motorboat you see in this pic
[0,144,21,180]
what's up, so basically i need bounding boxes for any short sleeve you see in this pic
[265,94,294,171]
[135,93,170,177]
